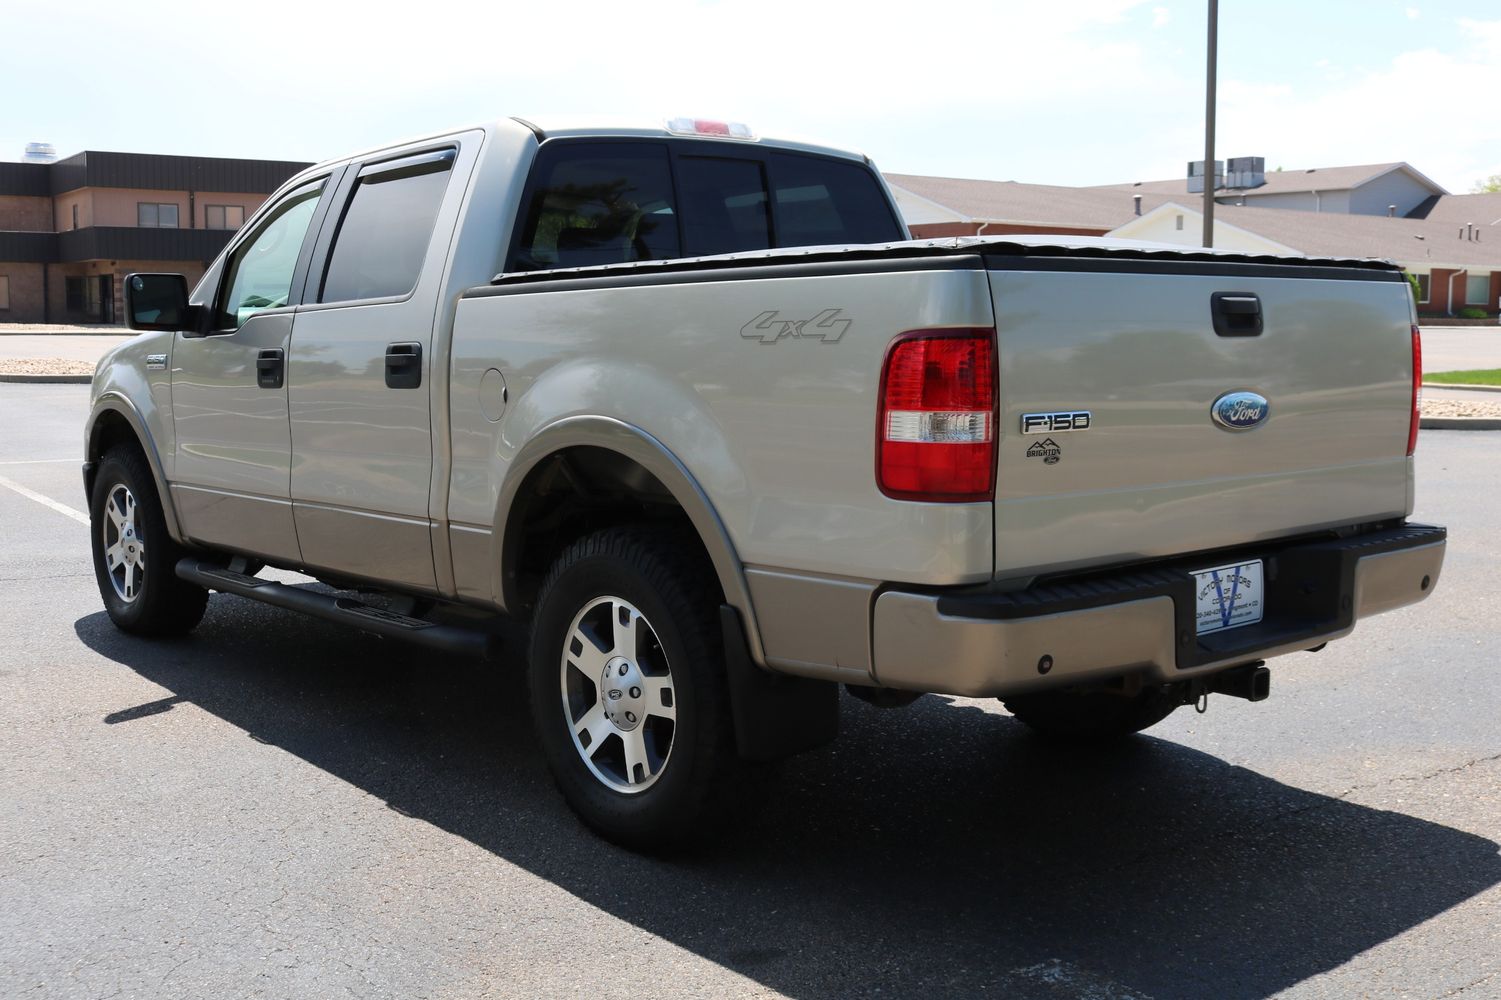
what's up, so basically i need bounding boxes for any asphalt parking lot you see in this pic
[1,384,1498,1000]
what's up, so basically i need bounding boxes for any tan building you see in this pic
[0,150,309,324]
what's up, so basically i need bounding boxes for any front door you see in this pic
[287,146,461,591]
[169,176,335,563]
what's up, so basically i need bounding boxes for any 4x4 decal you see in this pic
[740,308,851,344]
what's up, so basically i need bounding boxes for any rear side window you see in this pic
[511,143,679,271]
[320,150,454,303]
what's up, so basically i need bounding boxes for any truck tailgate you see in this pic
[988,261,1415,579]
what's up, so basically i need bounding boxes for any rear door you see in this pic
[287,139,472,591]
[988,259,1416,579]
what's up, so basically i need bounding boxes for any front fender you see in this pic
[85,332,181,541]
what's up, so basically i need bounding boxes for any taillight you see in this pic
[1408,324,1422,456]
[878,329,997,501]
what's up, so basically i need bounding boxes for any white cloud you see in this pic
[1152,6,1171,27]
[1214,19,1501,192]
[1405,7,1420,18]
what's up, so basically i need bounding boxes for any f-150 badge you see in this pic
[741,309,851,344]
[1020,411,1091,433]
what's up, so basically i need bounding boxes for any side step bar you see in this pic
[175,558,499,660]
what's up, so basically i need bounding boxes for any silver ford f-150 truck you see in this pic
[87,117,1446,847]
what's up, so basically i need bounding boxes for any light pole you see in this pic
[1203,0,1219,248]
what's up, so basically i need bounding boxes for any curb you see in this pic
[0,373,92,384]
[1421,416,1501,430]
[1423,382,1501,393]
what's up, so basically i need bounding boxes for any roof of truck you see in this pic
[511,115,871,162]
[283,116,871,191]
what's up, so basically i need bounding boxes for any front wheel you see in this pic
[89,446,208,636]
[527,526,742,850]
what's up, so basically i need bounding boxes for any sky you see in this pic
[2,0,1498,193]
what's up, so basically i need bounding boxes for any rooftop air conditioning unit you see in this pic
[1187,159,1224,194]
[1226,156,1266,189]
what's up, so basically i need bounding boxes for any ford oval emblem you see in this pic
[1211,391,1270,430]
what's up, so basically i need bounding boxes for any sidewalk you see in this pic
[0,322,123,336]
[0,334,131,379]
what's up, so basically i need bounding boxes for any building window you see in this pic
[1175,214,1184,230]
[204,204,245,230]
[1415,273,1430,303]
[1466,273,1491,306]
[137,202,180,228]
[0,275,10,310]
[71,204,78,230]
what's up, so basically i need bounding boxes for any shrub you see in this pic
[1457,306,1489,320]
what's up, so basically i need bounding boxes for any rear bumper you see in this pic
[871,523,1446,698]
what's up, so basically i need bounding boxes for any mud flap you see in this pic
[720,605,839,762]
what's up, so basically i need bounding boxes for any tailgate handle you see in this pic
[1211,292,1263,337]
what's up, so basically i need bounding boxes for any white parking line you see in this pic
[0,458,77,466]
[0,474,90,525]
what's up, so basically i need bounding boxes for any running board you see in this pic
[175,558,498,660]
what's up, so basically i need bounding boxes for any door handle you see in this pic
[385,342,423,389]
[256,348,284,389]
[1210,292,1263,337]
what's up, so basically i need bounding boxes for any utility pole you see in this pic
[1203,0,1218,248]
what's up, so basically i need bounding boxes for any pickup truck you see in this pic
[87,116,1446,848]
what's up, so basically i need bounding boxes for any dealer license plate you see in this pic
[1192,560,1264,635]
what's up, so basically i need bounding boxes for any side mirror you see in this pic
[125,273,193,331]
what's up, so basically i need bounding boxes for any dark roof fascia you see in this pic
[0,161,53,197]
[0,230,59,262]
[47,151,312,196]
[56,226,233,263]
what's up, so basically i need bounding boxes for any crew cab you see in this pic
[86,117,1445,847]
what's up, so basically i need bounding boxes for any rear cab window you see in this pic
[507,139,903,272]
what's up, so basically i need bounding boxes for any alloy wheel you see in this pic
[560,596,677,793]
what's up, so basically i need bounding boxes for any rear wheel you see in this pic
[89,446,208,636]
[1002,685,1181,741]
[527,525,741,850]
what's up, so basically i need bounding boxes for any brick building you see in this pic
[0,150,309,324]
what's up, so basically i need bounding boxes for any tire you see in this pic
[527,525,741,850]
[90,446,208,636]
[1002,685,1182,741]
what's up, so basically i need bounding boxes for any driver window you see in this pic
[216,180,325,329]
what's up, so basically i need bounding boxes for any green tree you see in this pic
[1474,174,1501,193]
